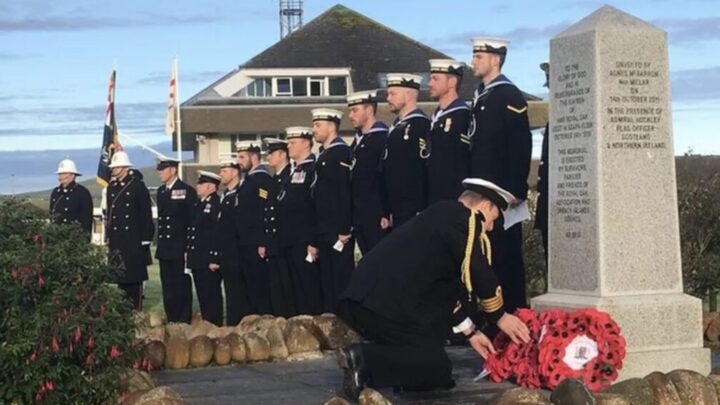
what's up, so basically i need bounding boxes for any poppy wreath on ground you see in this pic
[484,308,626,392]
[537,308,626,392]
[483,308,543,388]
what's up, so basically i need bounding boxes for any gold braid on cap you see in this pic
[461,210,493,297]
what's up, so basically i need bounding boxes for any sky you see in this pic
[0,0,718,193]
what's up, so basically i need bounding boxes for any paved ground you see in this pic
[155,347,720,405]
[154,346,519,404]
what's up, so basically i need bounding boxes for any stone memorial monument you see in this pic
[531,5,710,378]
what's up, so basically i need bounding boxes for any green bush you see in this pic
[676,156,720,309]
[0,199,139,404]
[523,191,547,298]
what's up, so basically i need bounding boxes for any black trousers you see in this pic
[239,245,272,315]
[281,244,322,316]
[353,221,386,255]
[159,259,193,323]
[489,222,527,313]
[338,300,453,390]
[219,261,250,326]
[192,267,223,326]
[267,254,297,318]
[118,282,143,311]
[317,235,356,314]
[391,211,419,229]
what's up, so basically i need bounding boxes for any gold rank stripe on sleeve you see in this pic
[258,188,268,199]
[339,161,352,168]
[480,286,504,313]
[460,133,471,145]
[506,105,528,114]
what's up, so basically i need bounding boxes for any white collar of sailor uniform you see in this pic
[396,108,427,123]
[432,98,470,127]
[320,136,347,154]
[474,74,514,102]
[291,154,316,171]
[165,177,178,190]
[249,164,271,176]
[389,108,427,133]
[275,163,289,177]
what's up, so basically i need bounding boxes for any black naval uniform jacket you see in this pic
[50,181,93,233]
[155,178,197,260]
[186,193,220,270]
[314,137,353,239]
[275,155,317,248]
[264,164,291,257]
[106,170,155,283]
[210,185,241,268]
[469,75,532,200]
[350,122,389,226]
[382,108,431,221]
[535,123,549,231]
[341,201,506,335]
[237,165,274,247]
[427,98,472,204]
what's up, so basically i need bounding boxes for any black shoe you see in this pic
[337,343,368,399]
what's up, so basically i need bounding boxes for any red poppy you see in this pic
[51,336,60,352]
[109,345,121,359]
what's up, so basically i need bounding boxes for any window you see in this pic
[239,75,349,98]
[243,78,272,97]
[328,76,347,96]
[276,78,292,96]
[309,77,324,96]
[292,77,307,96]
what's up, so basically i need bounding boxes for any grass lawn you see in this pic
[143,262,200,316]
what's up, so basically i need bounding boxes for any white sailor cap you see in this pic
[235,141,261,153]
[462,178,515,211]
[311,108,343,123]
[219,160,240,170]
[471,37,510,54]
[429,59,465,76]
[386,73,423,90]
[197,170,221,185]
[56,158,81,175]
[285,126,314,140]
[347,90,379,107]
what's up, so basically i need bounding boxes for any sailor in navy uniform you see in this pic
[337,178,530,398]
[276,127,322,315]
[50,158,93,235]
[535,62,550,264]
[427,59,472,204]
[262,138,296,317]
[347,90,390,254]
[469,37,533,312]
[209,160,250,325]
[187,171,223,326]
[155,157,196,323]
[311,108,355,313]
[235,142,273,315]
[105,151,154,310]
[383,73,431,228]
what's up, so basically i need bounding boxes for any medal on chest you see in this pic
[291,170,306,184]
[444,118,452,133]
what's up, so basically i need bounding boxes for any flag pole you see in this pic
[174,56,184,179]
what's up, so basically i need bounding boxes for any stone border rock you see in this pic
[137,313,361,371]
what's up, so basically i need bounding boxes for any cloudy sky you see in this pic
[0,0,718,192]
